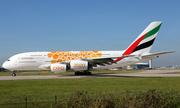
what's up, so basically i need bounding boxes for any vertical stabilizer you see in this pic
[124,21,162,55]
[114,21,162,63]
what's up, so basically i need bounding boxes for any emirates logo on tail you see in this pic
[114,22,162,63]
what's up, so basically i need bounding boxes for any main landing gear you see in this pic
[12,71,16,77]
[75,71,92,75]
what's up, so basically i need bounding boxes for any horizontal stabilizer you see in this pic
[142,51,175,58]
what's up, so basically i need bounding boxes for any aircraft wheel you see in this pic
[88,72,92,75]
[80,72,83,75]
[75,71,83,75]
[83,71,88,75]
[75,72,79,75]
[12,71,16,77]
[12,73,16,77]
[75,71,91,75]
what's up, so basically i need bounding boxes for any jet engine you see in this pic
[51,60,92,73]
[70,60,90,71]
[51,64,67,72]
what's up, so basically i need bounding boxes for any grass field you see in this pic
[0,77,180,107]
[1,77,180,94]
[1,70,180,107]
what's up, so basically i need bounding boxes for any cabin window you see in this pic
[19,61,36,63]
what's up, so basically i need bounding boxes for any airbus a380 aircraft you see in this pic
[2,21,175,76]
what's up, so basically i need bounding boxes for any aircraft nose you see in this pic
[2,62,9,71]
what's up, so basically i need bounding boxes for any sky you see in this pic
[0,0,180,67]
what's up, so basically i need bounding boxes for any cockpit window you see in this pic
[7,59,10,61]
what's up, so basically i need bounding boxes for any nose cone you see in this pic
[2,61,9,70]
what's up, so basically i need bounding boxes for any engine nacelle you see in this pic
[51,64,67,73]
[70,60,88,71]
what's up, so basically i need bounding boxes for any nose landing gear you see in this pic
[12,71,16,77]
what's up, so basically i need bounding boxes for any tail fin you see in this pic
[123,21,162,55]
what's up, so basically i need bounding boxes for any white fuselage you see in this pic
[2,51,155,71]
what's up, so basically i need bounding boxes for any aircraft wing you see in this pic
[81,51,175,66]
[142,51,175,59]
[81,55,135,66]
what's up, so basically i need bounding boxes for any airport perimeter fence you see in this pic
[1,89,180,108]
[0,92,75,108]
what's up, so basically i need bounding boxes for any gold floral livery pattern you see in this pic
[47,51,102,64]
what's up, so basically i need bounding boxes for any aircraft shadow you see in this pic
[61,74,140,78]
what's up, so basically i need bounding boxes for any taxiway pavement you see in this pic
[0,69,180,80]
